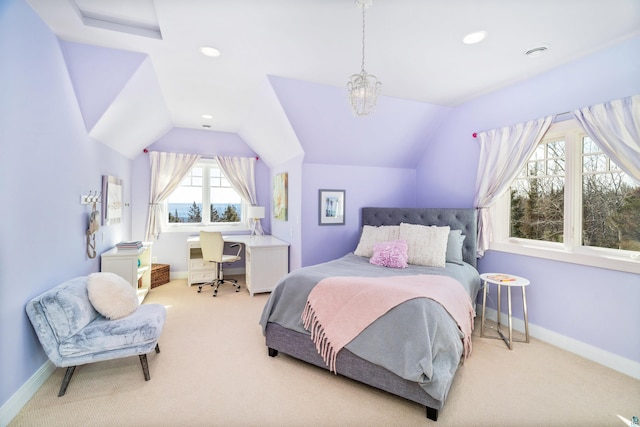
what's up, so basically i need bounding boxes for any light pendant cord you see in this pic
[360,5,366,73]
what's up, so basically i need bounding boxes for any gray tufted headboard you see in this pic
[361,207,478,268]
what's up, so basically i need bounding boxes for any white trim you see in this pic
[479,305,640,380]
[489,241,640,274]
[490,118,640,275]
[0,361,55,426]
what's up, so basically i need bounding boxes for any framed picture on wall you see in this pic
[102,175,123,225]
[273,172,288,221]
[319,189,345,225]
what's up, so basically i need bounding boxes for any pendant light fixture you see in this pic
[347,0,381,117]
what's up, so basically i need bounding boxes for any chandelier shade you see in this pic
[347,0,381,117]
[347,70,382,117]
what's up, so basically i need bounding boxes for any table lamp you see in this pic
[247,206,265,236]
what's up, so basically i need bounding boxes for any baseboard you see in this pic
[0,360,55,427]
[171,271,187,280]
[478,305,640,380]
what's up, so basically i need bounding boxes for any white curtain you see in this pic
[573,94,640,184]
[473,116,554,256]
[145,151,201,241]
[215,156,264,235]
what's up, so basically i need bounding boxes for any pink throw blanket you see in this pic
[301,274,474,373]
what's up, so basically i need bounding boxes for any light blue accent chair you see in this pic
[26,276,166,396]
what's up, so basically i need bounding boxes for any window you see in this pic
[165,161,246,229]
[492,119,640,272]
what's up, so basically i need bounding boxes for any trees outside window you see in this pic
[505,119,639,254]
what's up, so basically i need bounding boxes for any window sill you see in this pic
[163,223,251,234]
[489,241,640,274]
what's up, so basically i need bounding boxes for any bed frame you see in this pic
[265,207,478,421]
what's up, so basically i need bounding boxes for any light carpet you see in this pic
[10,278,640,427]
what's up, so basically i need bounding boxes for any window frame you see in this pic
[163,159,250,233]
[489,119,640,274]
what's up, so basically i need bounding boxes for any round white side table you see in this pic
[480,273,530,350]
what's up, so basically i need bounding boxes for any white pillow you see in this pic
[354,225,400,258]
[399,223,450,267]
[87,272,139,320]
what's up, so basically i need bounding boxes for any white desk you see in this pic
[187,235,290,296]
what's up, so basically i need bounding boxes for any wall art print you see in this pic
[273,172,288,221]
[102,175,123,226]
[319,189,345,225]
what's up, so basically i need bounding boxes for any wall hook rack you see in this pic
[80,191,101,205]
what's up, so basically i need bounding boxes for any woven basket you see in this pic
[151,264,170,288]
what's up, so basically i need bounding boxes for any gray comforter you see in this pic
[259,253,481,402]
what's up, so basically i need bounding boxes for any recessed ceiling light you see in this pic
[202,114,213,119]
[199,46,221,57]
[525,44,550,58]
[463,31,488,45]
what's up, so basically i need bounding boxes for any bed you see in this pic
[259,207,480,421]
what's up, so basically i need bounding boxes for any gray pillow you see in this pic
[446,230,466,265]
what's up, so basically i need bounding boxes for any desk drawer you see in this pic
[190,258,213,270]
[189,270,215,284]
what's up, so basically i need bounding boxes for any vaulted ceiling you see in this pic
[26,0,640,164]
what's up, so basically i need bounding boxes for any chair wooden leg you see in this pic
[139,354,151,381]
[58,366,76,397]
[155,343,160,353]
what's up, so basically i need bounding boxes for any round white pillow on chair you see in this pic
[87,272,139,320]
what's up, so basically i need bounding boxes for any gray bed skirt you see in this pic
[265,322,443,421]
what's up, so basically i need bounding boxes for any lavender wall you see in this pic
[269,156,302,270]
[269,76,451,169]
[417,36,640,365]
[130,128,268,274]
[269,76,445,268]
[0,0,133,409]
[301,164,416,267]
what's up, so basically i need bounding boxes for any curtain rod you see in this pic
[472,110,572,138]
[142,149,258,160]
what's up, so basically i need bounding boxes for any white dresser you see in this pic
[187,235,289,296]
[101,242,153,303]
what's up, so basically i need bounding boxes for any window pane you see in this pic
[582,137,640,250]
[209,187,242,223]
[582,137,599,153]
[527,161,544,177]
[167,168,203,223]
[167,193,202,223]
[547,157,564,176]
[165,163,246,226]
[531,144,546,161]
[510,140,565,243]
[547,140,565,158]
[209,167,242,223]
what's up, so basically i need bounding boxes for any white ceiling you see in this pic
[26,0,640,136]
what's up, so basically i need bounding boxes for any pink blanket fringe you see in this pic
[301,274,475,374]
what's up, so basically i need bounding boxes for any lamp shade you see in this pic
[247,206,265,219]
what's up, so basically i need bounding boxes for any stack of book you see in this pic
[116,241,143,251]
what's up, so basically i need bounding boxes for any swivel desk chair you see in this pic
[197,231,242,297]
